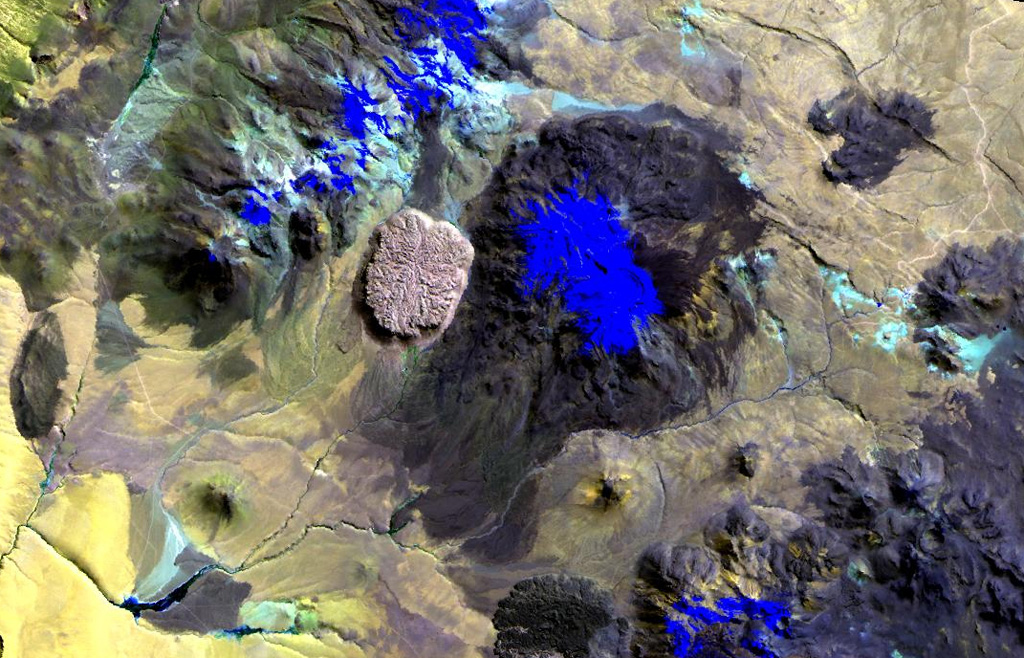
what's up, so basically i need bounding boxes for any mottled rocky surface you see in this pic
[362,208,474,343]
[493,574,628,658]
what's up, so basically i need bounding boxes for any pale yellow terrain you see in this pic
[0,274,41,560]
[0,527,365,658]
[31,472,137,600]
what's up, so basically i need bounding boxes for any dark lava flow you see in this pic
[808,88,934,188]
[787,357,1024,658]
[9,310,68,439]
[493,574,630,658]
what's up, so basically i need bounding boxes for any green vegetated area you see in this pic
[0,0,81,103]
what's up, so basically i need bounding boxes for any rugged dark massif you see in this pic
[364,108,766,544]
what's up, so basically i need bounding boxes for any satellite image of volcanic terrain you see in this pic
[4,0,1024,656]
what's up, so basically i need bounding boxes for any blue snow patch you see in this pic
[239,195,272,226]
[332,76,401,176]
[515,183,663,354]
[666,594,791,657]
[385,0,489,119]
[337,77,395,141]
[239,187,273,226]
[233,0,491,229]
[291,172,329,195]
[394,0,488,73]
[738,170,755,190]
[384,48,464,122]
[317,136,362,192]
